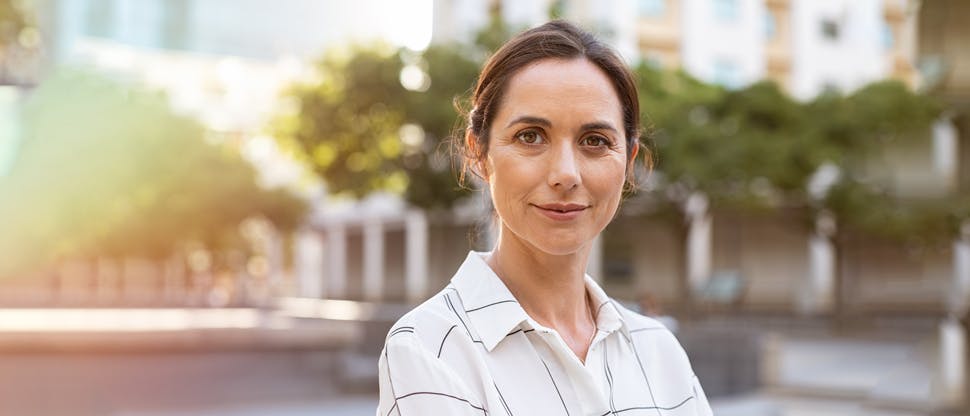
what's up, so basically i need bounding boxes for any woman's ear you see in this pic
[624,141,641,188]
[628,141,640,170]
[466,131,488,181]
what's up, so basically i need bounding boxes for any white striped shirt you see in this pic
[377,251,713,416]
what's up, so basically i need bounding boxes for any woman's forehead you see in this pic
[497,58,624,128]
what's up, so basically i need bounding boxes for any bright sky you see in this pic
[354,0,434,51]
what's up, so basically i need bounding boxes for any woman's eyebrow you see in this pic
[505,115,552,128]
[506,116,618,133]
[580,121,618,133]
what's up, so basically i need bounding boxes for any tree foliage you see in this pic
[636,63,960,242]
[636,66,818,212]
[275,43,481,210]
[0,0,29,51]
[278,22,963,243]
[0,0,39,84]
[0,69,307,277]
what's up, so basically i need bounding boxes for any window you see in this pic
[638,0,666,17]
[764,11,777,39]
[713,0,739,21]
[881,22,895,50]
[821,19,840,41]
[712,59,741,89]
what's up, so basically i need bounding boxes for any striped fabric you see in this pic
[377,251,713,416]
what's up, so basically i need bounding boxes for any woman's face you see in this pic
[480,58,635,256]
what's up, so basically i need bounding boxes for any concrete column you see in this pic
[951,222,970,315]
[405,210,429,303]
[265,226,284,296]
[685,192,711,292]
[327,225,347,299]
[363,219,385,302]
[803,211,836,314]
[940,316,966,407]
[294,229,324,298]
[587,234,604,282]
[933,117,958,190]
[943,222,970,408]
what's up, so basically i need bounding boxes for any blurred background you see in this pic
[0,0,968,415]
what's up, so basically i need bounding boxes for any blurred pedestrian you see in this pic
[377,20,711,416]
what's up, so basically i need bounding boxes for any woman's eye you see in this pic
[515,130,544,144]
[581,136,610,147]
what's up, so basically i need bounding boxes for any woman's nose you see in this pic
[547,142,580,190]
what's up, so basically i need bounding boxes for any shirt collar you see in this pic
[584,273,632,342]
[450,251,632,351]
[450,251,530,351]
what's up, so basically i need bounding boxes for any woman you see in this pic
[377,21,712,416]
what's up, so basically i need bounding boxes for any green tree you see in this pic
[275,43,481,210]
[635,66,962,244]
[276,19,964,248]
[0,0,29,51]
[0,69,306,277]
[473,4,517,56]
[636,65,824,215]
[817,81,962,244]
[0,0,39,83]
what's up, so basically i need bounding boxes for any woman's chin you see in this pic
[526,237,591,257]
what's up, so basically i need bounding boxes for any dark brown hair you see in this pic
[456,20,647,187]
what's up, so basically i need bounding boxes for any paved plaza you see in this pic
[0,308,955,416]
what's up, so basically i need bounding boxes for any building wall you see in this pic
[566,0,640,62]
[764,0,793,88]
[432,0,917,97]
[789,0,887,100]
[844,233,951,312]
[919,0,970,102]
[426,223,480,294]
[883,0,919,86]
[603,217,685,305]
[919,0,970,194]
[382,229,408,302]
[682,0,766,89]
[502,0,555,29]
[39,0,429,63]
[637,0,684,68]
[710,211,810,309]
[432,0,553,46]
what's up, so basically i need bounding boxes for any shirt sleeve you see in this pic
[376,332,486,416]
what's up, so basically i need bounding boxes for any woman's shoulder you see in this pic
[610,300,688,353]
[610,299,671,331]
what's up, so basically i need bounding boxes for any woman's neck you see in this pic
[485,226,593,334]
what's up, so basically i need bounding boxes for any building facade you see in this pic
[634,0,919,98]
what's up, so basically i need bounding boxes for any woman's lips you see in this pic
[532,203,588,221]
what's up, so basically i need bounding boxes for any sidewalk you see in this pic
[0,298,408,351]
[746,333,946,415]
[711,392,931,416]
[114,396,379,416]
